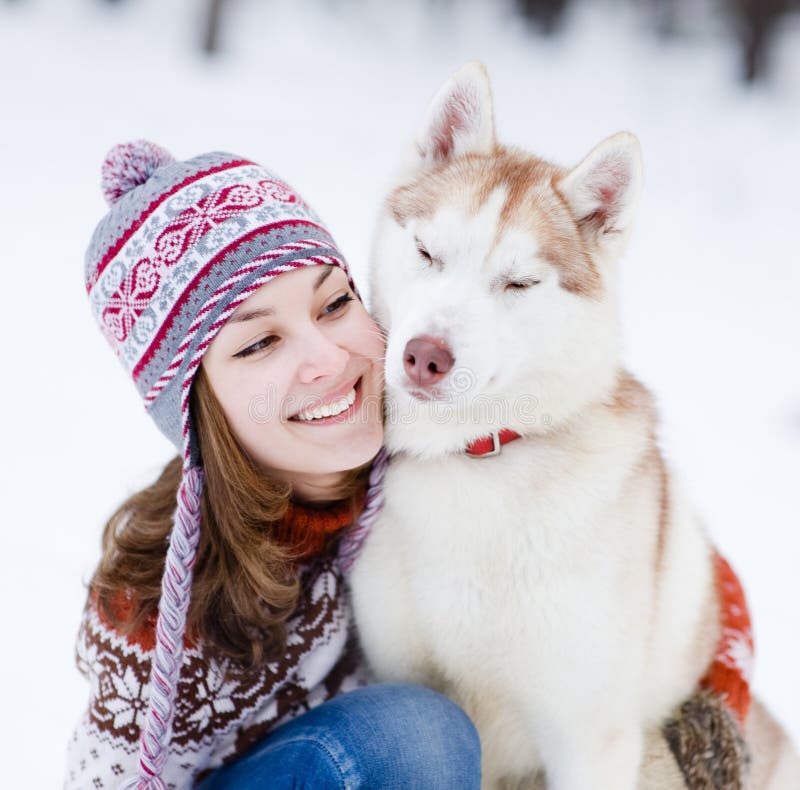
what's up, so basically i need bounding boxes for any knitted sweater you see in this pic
[64,496,367,790]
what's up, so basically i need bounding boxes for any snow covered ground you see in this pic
[0,0,797,786]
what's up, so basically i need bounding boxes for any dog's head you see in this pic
[371,63,642,457]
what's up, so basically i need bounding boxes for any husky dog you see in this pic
[350,63,799,789]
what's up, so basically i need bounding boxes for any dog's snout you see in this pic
[403,336,455,387]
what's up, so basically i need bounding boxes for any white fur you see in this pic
[352,64,719,789]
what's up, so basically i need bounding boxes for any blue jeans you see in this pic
[196,683,481,789]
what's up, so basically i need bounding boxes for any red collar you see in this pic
[465,428,522,458]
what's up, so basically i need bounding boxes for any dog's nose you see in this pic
[403,336,455,387]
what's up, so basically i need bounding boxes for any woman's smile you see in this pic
[289,374,364,424]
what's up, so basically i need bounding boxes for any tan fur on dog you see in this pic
[388,148,602,297]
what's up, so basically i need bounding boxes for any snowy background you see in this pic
[0,0,798,786]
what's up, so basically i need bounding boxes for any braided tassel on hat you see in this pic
[117,472,203,789]
[120,389,205,790]
[338,446,389,576]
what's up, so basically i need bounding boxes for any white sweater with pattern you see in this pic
[63,550,365,790]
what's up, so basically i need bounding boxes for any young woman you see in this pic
[65,141,482,789]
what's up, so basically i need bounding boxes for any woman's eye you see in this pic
[324,293,355,314]
[235,335,278,358]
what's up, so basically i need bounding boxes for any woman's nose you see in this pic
[297,331,350,383]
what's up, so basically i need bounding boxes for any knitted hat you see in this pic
[85,140,360,789]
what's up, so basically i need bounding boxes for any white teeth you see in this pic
[295,387,356,422]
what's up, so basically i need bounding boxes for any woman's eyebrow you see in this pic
[229,306,275,324]
[229,267,336,324]
[313,265,335,291]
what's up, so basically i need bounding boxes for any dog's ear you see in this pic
[556,132,643,249]
[414,61,495,168]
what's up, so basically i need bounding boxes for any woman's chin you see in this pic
[330,422,384,472]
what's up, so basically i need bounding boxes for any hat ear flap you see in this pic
[414,61,496,169]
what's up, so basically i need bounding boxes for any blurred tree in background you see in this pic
[203,0,225,53]
[732,0,798,81]
[506,0,799,81]
[29,0,800,82]
[514,0,569,34]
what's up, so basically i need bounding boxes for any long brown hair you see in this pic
[91,365,371,668]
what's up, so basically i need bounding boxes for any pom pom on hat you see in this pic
[101,140,176,206]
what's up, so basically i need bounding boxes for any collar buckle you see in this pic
[468,430,501,458]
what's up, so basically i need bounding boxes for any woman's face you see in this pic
[202,265,385,500]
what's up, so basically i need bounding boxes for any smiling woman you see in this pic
[201,264,384,500]
[65,141,481,790]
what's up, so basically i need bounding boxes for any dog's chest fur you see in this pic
[380,384,658,663]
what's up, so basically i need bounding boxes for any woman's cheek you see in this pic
[355,311,385,357]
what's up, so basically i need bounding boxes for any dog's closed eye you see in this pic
[505,279,541,292]
[415,238,435,266]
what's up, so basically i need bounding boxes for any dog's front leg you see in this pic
[543,725,644,790]
[349,512,432,685]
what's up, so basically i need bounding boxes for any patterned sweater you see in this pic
[64,496,368,790]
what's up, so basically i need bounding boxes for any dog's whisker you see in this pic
[366,327,389,343]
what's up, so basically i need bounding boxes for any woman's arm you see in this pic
[64,599,214,789]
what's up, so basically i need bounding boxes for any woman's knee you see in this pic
[322,683,482,788]
[198,736,350,790]
[202,683,482,789]
[377,683,481,755]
